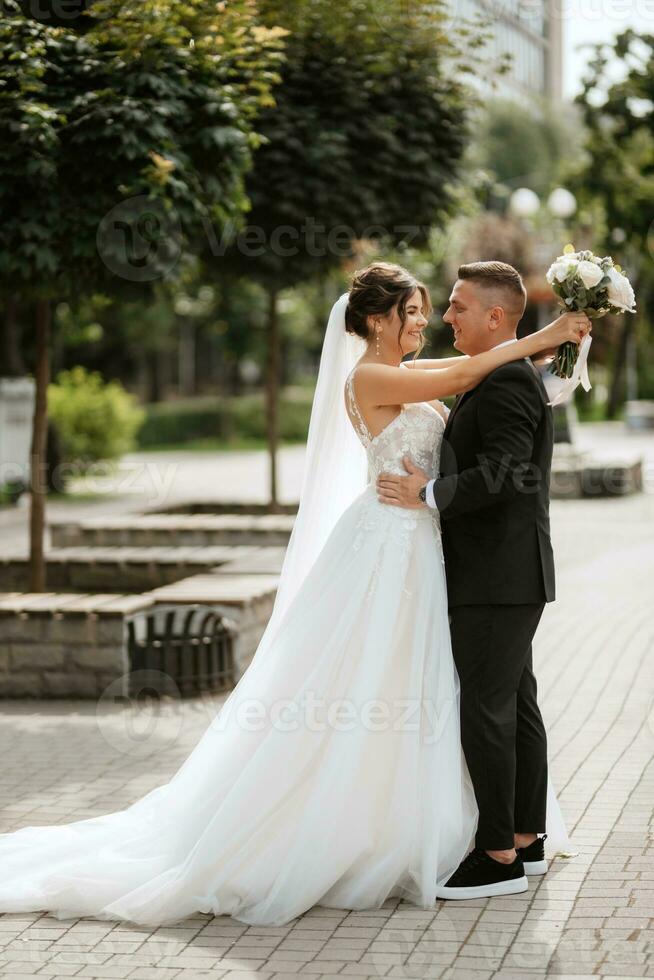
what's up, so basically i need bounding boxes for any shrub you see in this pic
[48,367,144,470]
[137,397,229,447]
[137,389,314,448]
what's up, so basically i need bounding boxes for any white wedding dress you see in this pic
[0,362,574,928]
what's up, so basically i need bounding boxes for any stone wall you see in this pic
[50,514,294,549]
[0,573,279,697]
[0,606,133,698]
[0,594,151,698]
[214,592,277,679]
[0,546,240,593]
[145,574,280,680]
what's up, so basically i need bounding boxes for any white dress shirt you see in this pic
[423,338,519,510]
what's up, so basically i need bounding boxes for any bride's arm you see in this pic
[357,312,590,407]
[403,355,470,370]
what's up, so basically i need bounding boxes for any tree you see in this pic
[214,0,476,505]
[466,97,583,203]
[573,28,654,415]
[0,0,283,588]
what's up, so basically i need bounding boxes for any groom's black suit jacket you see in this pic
[433,357,555,607]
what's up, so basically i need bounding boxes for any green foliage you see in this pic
[48,366,145,467]
[574,29,654,255]
[466,98,583,200]
[217,0,474,288]
[138,396,230,445]
[573,28,654,409]
[0,11,63,294]
[0,0,285,299]
[138,389,314,448]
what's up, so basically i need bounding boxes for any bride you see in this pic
[0,262,586,928]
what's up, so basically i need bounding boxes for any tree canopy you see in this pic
[573,28,654,407]
[574,28,654,254]
[0,0,284,299]
[216,0,474,288]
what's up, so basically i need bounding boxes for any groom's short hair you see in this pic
[457,261,527,318]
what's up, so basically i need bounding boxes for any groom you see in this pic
[377,261,555,900]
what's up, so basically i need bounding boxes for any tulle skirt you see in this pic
[0,486,572,926]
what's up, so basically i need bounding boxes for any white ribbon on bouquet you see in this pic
[540,333,593,408]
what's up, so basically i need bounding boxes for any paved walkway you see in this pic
[0,422,653,979]
[0,418,651,556]
[0,446,306,555]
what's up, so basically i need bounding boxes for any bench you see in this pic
[625,400,654,430]
[211,547,287,576]
[0,545,259,592]
[148,501,299,516]
[0,566,280,698]
[0,593,153,698]
[50,514,295,549]
[146,573,279,678]
[551,445,643,499]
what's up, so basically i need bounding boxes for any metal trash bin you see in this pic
[127,604,237,698]
[0,377,35,500]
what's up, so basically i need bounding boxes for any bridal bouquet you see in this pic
[546,244,636,381]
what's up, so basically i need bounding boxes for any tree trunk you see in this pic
[147,350,161,402]
[625,324,638,402]
[29,298,51,593]
[2,294,25,377]
[265,286,280,511]
[228,357,242,396]
[607,315,633,419]
[552,404,572,444]
[178,320,196,396]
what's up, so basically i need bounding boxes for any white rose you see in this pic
[576,260,603,289]
[547,259,576,284]
[606,267,636,312]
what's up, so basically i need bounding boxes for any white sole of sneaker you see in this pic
[523,859,548,875]
[435,875,529,900]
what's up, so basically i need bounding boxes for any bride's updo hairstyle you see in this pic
[345,262,432,355]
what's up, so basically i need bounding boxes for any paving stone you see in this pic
[0,447,653,980]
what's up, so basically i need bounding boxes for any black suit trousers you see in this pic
[449,602,549,850]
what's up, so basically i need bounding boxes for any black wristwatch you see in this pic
[418,483,428,504]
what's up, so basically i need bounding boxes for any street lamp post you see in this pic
[509,186,578,443]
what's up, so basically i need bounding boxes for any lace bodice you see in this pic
[344,365,447,482]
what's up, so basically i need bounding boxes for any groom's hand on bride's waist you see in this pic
[376,457,430,510]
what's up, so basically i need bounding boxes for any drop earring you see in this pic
[376,329,381,357]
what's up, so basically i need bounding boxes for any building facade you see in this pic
[450,0,563,101]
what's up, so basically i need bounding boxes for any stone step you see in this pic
[0,591,154,699]
[147,573,279,606]
[146,573,279,680]
[211,546,287,575]
[0,545,260,592]
[50,514,295,548]
[0,545,266,592]
[0,565,279,698]
[625,399,654,430]
[0,592,153,616]
[551,450,643,499]
[148,501,299,516]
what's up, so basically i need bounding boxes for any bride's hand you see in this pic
[537,311,592,353]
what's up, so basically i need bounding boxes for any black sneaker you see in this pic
[516,833,548,875]
[436,847,528,900]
